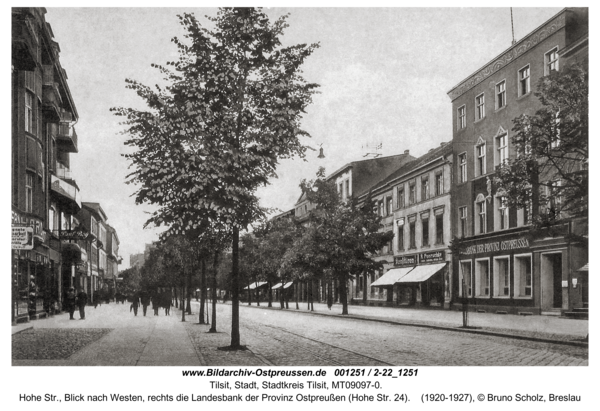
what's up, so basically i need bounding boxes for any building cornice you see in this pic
[447,10,566,101]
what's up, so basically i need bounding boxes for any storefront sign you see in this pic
[60,229,90,240]
[419,250,445,264]
[12,226,33,250]
[12,211,46,243]
[394,254,417,267]
[461,237,530,256]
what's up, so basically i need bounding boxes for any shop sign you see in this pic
[461,237,530,256]
[12,211,46,243]
[12,226,33,250]
[419,250,445,264]
[60,229,90,240]
[394,254,417,267]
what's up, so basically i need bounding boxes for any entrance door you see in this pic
[541,252,563,310]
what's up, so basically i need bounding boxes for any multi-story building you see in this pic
[355,143,453,308]
[106,224,121,288]
[448,8,588,315]
[12,8,81,321]
[293,151,416,302]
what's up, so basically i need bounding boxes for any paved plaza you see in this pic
[12,301,588,366]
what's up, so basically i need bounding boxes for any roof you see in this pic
[361,142,453,198]
[82,202,108,222]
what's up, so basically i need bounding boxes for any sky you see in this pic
[36,6,567,269]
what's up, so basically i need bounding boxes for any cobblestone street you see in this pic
[12,301,587,366]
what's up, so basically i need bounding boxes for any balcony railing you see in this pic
[57,122,78,153]
[55,162,72,180]
[50,174,81,210]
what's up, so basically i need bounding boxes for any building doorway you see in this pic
[541,252,563,310]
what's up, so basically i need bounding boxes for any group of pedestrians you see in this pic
[129,289,172,317]
[64,286,88,320]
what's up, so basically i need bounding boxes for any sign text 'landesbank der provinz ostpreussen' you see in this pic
[460,238,530,256]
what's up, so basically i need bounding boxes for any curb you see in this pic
[11,324,33,335]
[234,302,588,348]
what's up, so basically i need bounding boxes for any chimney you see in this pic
[404,150,410,155]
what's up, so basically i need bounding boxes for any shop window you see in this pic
[459,260,473,297]
[494,256,510,297]
[475,258,490,298]
[513,254,533,298]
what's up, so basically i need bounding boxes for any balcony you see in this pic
[57,122,78,153]
[50,174,81,213]
[12,15,37,71]
[42,66,62,122]
[55,162,73,181]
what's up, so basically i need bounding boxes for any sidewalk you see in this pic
[229,300,589,346]
[12,303,204,366]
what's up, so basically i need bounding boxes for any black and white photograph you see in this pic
[8,3,593,408]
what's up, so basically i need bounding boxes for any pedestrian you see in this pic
[151,290,160,316]
[161,289,172,316]
[76,287,88,320]
[65,287,77,320]
[140,290,151,317]
[130,289,140,316]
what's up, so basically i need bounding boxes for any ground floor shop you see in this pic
[453,225,587,315]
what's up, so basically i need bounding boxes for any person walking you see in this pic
[76,287,88,320]
[65,287,77,320]
[140,290,151,317]
[130,289,140,316]
[151,290,160,316]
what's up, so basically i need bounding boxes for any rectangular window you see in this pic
[496,80,506,110]
[25,91,33,134]
[409,220,416,249]
[345,179,350,199]
[379,201,384,217]
[548,180,562,219]
[397,223,404,251]
[545,47,559,75]
[409,182,416,205]
[494,257,510,297]
[519,65,530,96]
[475,259,490,297]
[435,173,443,196]
[396,187,404,209]
[422,217,429,246]
[459,206,468,237]
[514,254,533,298]
[25,173,33,213]
[497,133,508,165]
[421,176,429,201]
[477,200,486,234]
[475,93,485,120]
[435,213,444,244]
[459,261,473,297]
[459,153,467,183]
[458,105,466,129]
[386,197,392,216]
[496,196,509,230]
[476,143,486,176]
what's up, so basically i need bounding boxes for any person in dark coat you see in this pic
[76,288,88,320]
[65,287,77,320]
[161,290,172,316]
[151,290,160,316]
[140,290,151,316]
[130,290,140,316]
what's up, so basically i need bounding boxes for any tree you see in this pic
[494,64,588,238]
[284,169,394,315]
[112,8,319,348]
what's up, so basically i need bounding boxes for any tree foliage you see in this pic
[494,64,588,231]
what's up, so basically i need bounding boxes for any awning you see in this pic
[397,262,446,283]
[370,266,414,287]
[577,264,588,272]
[244,281,268,290]
[272,281,294,290]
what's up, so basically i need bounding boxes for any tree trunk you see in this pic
[181,283,186,322]
[268,283,272,308]
[279,282,285,309]
[248,280,252,306]
[199,258,206,324]
[209,250,219,333]
[310,279,314,311]
[230,226,241,347]
[295,282,299,309]
[256,286,260,306]
[340,275,348,315]
[363,272,368,304]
